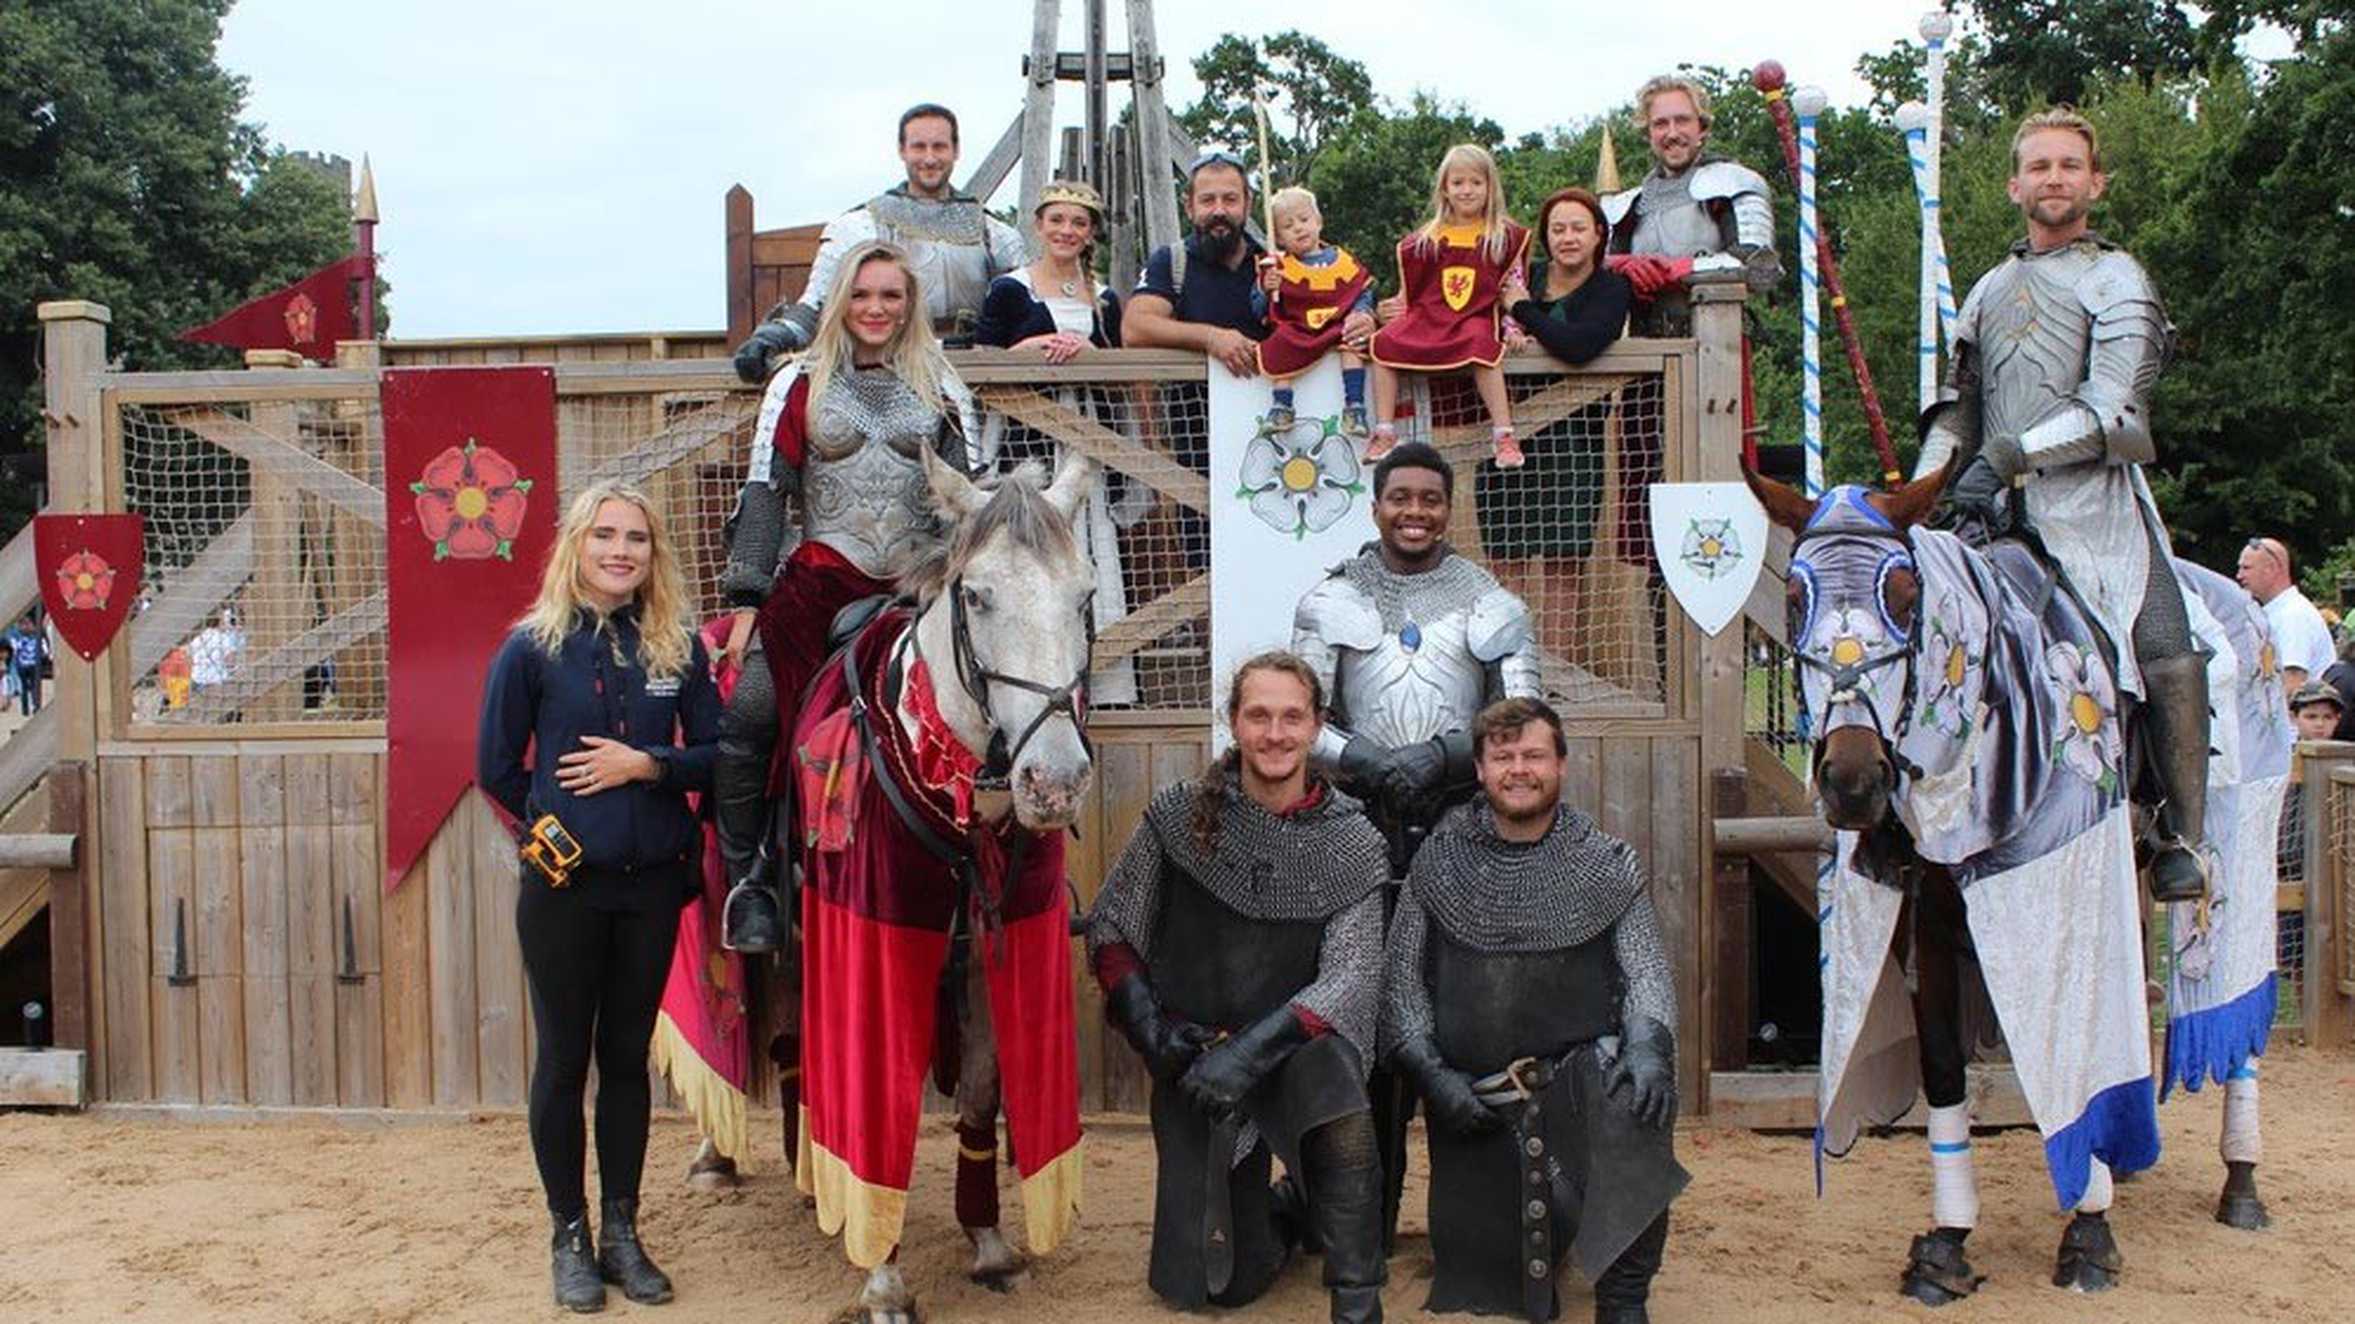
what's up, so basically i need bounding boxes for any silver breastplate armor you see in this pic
[1967,247,2099,445]
[1331,557,1508,746]
[867,191,996,334]
[801,368,943,579]
[1627,170,1725,259]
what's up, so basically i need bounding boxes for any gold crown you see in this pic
[1035,180,1104,215]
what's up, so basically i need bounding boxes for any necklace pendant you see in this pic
[1400,620,1422,653]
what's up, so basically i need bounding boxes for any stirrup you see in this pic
[722,880,783,954]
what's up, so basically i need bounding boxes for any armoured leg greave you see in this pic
[1303,1112,1386,1323]
[2135,650,2211,903]
[716,651,783,953]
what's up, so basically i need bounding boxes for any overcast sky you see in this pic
[215,2,2000,338]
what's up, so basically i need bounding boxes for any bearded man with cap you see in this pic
[1383,697,1686,1324]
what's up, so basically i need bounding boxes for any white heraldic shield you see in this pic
[1647,481,1768,637]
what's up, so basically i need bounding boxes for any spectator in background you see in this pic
[2320,629,2355,742]
[5,614,46,715]
[2289,681,2343,743]
[2236,536,2334,692]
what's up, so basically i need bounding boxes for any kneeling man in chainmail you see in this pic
[1086,650,1389,1323]
[1383,697,1687,1324]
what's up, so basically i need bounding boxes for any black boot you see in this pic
[721,862,783,954]
[715,678,783,954]
[1304,1114,1385,1324]
[598,1196,675,1305]
[1594,1210,1669,1323]
[550,1212,606,1313]
[2137,651,2211,904]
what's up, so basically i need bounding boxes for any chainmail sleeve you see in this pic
[1380,885,1435,1059]
[719,475,798,608]
[1085,790,1172,967]
[1292,888,1385,1067]
[1612,887,1676,1033]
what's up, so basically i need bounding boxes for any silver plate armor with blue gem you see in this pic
[1293,551,1542,758]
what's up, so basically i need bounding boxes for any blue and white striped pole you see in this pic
[1795,86,1828,500]
[1896,104,1958,413]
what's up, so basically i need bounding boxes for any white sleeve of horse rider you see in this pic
[2019,254,2171,472]
[780,207,880,345]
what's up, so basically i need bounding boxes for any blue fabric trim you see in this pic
[2159,972,2275,1101]
[2041,1075,2161,1210]
[1930,1140,1970,1154]
[2227,1064,2260,1082]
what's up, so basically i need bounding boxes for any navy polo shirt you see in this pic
[1136,233,1269,340]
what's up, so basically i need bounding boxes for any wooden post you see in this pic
[45,762,90,1055]
[1690,278,1750,1115]
[1124,0,1182,259]
[1710,768,1751,1071]
[1020,0,1063,243]
[725,184,756,349]
[332,340,387,716]
[38,302,108,1097]
[2306,758,2352,1048]
[245,351,304,721]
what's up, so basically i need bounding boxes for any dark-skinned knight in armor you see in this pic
[1384,697,1686,1324]
[1290,440,1543,1248]
[1087,651,1390,1324]
[1917,108,2209,906]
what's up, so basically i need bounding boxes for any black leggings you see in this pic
[516,879,683,1218]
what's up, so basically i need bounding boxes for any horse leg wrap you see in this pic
[1901,1227,1984,1307]
[2221,1067,2262,1164]
[2053,1212,2121,1292]
[2075,1157,2114,1214]
[1927,1103,1979,1232]
[956,1121,1001,1230]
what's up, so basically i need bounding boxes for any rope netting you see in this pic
[112,360,1676,725]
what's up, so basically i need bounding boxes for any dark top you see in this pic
[477,607,722,897]
[975,275,1124,350]
[1509,262,1633,366]
[2325,659,2355,742]
[1135,232,1269,339]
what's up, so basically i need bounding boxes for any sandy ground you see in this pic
[3,1045,2349,1324]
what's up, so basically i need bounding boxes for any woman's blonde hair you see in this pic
[804,242,949,417]
[519,482,693,681]
[1410,143,1513,264]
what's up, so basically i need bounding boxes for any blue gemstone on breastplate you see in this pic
[1400,621,1422,652]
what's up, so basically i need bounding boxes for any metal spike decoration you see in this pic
[168,897,195,986]
[338,892,364,985]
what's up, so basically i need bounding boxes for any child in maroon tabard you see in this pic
[1367,143,1533,467]
[1253,186,1377,439]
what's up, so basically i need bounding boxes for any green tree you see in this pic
[1176,31,1376,186]
[0,0,359,539]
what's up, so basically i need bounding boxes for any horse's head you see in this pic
[1748,465,1946,830]
[915,447,1100,829]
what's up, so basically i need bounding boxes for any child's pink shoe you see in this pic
[1365,424,1399,460]
[1492,429,1525,469]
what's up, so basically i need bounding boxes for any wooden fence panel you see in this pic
[97,757,150,1100]
[237,754,292,1105]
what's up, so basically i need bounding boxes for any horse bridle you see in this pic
[1789,527,1924,786]
[936,574,1097,791]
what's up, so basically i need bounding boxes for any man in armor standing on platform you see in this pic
[732,104,1026,380]
[1384,697,1685,1324]
[1917,108,2209,903]
[1603,75,1781,338]
[1291,440,1542,1245]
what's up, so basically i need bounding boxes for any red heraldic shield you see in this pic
[178,256,366,361]
[381,366,557,890]
[34,513,144,661]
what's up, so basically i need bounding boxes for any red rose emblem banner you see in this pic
[34,513,144,661]
[178,255,365,361]
[381,366,557,890]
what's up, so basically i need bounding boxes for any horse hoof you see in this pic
[969,1263,1029,1293]
[2216,1192,2271,1231]
[1900,1232,1983,1306]
[2052,1214,2121,1293]
[686,1155,741,1192]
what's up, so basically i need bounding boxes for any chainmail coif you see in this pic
[1383,800,1675,1053]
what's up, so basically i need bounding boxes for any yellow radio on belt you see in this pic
[522,813,585,888]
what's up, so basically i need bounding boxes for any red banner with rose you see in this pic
[34,513,145,661]
[381,366,557,890]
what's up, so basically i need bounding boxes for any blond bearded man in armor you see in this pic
[732,104,1026,380]
[1917,108,2209,904]
[1603,75,1781,337]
